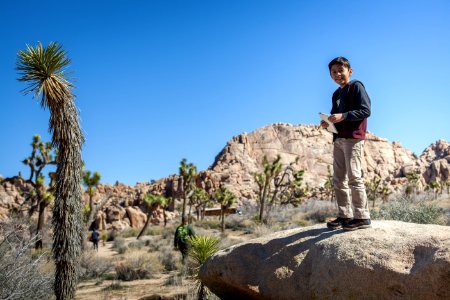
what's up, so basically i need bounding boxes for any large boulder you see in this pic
[199,221,450,299]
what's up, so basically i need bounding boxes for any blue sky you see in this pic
[1,0,449,185]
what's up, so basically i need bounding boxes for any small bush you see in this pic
[159,245,180,271]
[119,228,141,238]
[376,199,447,225]
[115,252,161,281]
[79,250,113,280]
[112,237,127,254]
[102,281,124,291]
[162,226,177,240]
[303,200,336,223]
[251,224,272,237]
[128,240,146,250]
[0,219,53,300]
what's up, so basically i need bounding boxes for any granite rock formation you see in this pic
[199,221,450,299]
[1,124,449,229]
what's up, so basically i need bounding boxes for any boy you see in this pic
[320,57,371,231]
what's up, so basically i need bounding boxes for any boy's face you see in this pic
[330,64,352,88]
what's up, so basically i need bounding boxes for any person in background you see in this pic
[174,218,195,263]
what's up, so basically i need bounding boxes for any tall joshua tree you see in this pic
[179,158,197,224]
[82,170,101,226]
[17,42,84,300]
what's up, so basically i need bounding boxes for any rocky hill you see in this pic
[1,124,449,231]
[208,123,448,199]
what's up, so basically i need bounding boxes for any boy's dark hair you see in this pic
[328,57,351,71]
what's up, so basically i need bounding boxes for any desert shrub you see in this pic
[162,226,177,240]
[119,228,141,238]
[79,250,113,280]
[144,225,167,236]
[147,238,167,252]
[159,245,180,271]
[0,220,53,300]
[195,218,221,230]
[226,214,257,231]
[101,281,124,291]
[376,198,447,225]
[115,252,161,281]
[112,237,128,254]
[164,273,184,286]
[128,239,146,250]
[249,224,272,237]
[302,200,336,223]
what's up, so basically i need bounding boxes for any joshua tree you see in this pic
[191,187,211,221]
[17,42,84,300]
[425,181,441,200]
[82,170,101,226]
[406,171,420,199]
[323,165,334,201]
[22,134,56,249]
[254,155,307,223]
[137,193,168,239]
[179,158,197,224]
[366,176,382,208]
[188,235,220,300]
[254,155,282,223]
[214,185,237,232]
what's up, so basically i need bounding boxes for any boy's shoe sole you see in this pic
[343,224,372,231]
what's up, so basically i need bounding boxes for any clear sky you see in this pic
[1,0,449,185]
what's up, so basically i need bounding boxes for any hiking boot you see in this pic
[343,219,372,231]
[326,217,351,230]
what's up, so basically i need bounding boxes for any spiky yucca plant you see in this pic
[17,42,84,300]
[188,235,219,300]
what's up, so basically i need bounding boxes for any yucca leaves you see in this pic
[17,42,73,108]
[188,235,219,268]
[188,235,219,300]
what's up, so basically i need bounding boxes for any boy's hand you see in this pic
[320,120,329,128]
[328,114,345,123]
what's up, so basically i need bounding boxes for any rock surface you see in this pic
[199,221,450,299]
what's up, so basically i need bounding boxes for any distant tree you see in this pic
[254,155,308,223]
[17,42,84,300]
[444,179,450,195]
[425,181,441,200]
[179,158,197,224]
[137,193,168,239]
[366,176,381,208]
[22,134,56,249]
[379,183,393,203]
[82,170,101,226]
[321,165,334,201]
[191,187,211,221]
[406,171,421,200]
[254,155,282,223]
[214,185,237,232]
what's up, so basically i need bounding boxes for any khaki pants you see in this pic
[333,138,370,219]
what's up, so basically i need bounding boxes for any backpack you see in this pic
[91,231,99,241]
[176,225,189,241]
